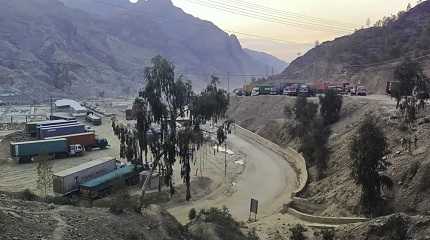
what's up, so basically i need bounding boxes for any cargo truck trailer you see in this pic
[44,132,109,150]
[10,138,83,164]
[53,158,117,195]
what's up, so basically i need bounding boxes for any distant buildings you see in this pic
[54,99,87,117]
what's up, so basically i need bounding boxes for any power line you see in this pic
[224,29,297,44]
[214,0,357,29]
[180,0,355,34]
[228,0,357,28]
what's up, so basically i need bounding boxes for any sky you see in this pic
[166,0,414,62]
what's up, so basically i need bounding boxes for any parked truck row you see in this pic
[237,82,368,97]
[11,119,109,164]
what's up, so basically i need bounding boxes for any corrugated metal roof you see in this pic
[55,99,87,112]
[80,165,135,188]
[54,157,115,177]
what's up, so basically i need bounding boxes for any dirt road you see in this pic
[168,126,297,223]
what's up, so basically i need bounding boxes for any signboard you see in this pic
[249,198,258,222]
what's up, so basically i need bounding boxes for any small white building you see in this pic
[55,99,87,116]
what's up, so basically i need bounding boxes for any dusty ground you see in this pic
[0,116,120,194]
[0,193,192,240]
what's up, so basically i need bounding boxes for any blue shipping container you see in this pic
[10,138,68,158]
[27,120,78,136]
[39,124,86,139]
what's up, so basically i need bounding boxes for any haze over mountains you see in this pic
[0,0,286,100]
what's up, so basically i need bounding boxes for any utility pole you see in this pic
[49,96,53,119]
[227,72,230,101]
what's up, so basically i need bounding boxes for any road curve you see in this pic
[167,126,297,223]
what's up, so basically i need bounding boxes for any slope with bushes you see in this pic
[227,95,430,218]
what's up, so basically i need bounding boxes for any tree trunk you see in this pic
[138,157,160,212]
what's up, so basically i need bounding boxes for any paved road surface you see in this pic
[168,129,297,223]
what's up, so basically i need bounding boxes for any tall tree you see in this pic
[286,96,318,140]
[299,118,331,179]
[350,115,392,217]
[35,154,53,200]
[319,89,343,126]
[393,58,429,107]
[130,56,229,210]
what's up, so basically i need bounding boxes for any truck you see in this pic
[53,157,117,195]
[10,138,83,164]
[86,113,102,126]
[356,86,368,96]
[26,120,78,137]
[298,84,315,97]
[243,83,256,96]
[283,84,299,96]
[44,132,109,150]
[38,124,86,139]
[79,164,140,199]
[251,85,272,96]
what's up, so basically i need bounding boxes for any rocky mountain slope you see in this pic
[275,1,430,93]
[0,0,280,102]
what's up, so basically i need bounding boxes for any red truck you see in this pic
[44,132,109,150]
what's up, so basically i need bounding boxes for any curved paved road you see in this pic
[168,128,297,223]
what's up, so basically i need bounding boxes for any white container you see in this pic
[53,157,116,194]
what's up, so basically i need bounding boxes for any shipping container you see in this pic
[26,120,77,137]
[52,158,116,195]
[44,132,109,150]
[10,138,68,163]
[38,124,86,139]
[36,122,82,138]
[45,132,96,147]
[80,165,139,199]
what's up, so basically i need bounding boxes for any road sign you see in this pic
[249,198,258,222]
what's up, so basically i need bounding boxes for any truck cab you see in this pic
[95,138,109,149]
[69,144,84,156]
[251,87,260,96]
[356,86,368,96]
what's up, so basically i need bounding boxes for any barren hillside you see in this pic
[228,95,430,217]
[269,1,430,93]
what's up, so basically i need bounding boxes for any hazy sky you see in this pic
[168,0,414,61]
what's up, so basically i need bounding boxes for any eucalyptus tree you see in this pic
[113,56,230,211]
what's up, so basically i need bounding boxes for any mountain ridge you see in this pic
[0,0,283,101]
[274,1,430,93]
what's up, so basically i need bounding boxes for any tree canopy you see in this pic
[114,56,229,210]
[350,115,392,217]
[319,89,343,126]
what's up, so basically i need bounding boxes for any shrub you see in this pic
[319,89,343,126]
[188,208,197,221]
[110,188,132,215]
[247,228,260,240]
[290,224,307,240]
[21,189,37,201]
[320,229,335,240]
